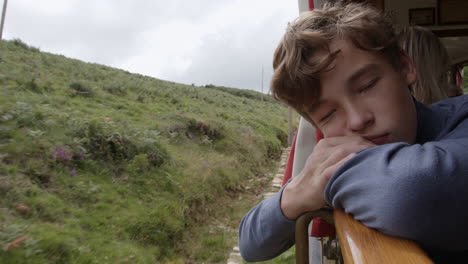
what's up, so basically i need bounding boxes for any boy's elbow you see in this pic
[239,246,258,262]
[238,227,289,262]
[238,240,261,262]
[239,243,282,262]
[238,229,265,262]
[238,222,258,262]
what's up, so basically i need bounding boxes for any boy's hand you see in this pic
[280,136,375,219]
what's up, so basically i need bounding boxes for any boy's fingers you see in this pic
[318,136,372,148]
[324,153,356,180]
[319,141,373,169]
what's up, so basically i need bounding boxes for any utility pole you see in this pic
[0,0,8,40]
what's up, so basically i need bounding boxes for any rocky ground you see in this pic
[226,147,291,264]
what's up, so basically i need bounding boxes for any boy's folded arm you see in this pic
[325,138,468,250]
[238,187,296,262]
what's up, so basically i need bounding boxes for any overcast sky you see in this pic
[3,0,299,93]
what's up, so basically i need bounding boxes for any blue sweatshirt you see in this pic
[239,95,468,262]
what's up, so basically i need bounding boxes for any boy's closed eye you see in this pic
[320,109,336,123]
[357,78,379,94]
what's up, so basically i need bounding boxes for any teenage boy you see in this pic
[239,3,468,262]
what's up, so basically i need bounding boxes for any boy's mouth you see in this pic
[364,134,390,145]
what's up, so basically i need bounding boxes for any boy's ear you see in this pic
[400,51,416,86]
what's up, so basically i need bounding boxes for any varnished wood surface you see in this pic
[334,209,433,264]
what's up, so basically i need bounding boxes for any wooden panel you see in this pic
[333,209,433,264]
[438,0,468,25]
[369,0,384,11]
[433,28,468,37]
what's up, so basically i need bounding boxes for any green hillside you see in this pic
[0,39,291,263]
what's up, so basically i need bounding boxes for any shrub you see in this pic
[136,94,145,103]
[127,201,185,257]
[11,102,44,128]
[104,83,127,96]
[69,81,94,97]
[219,112,232,120]
[74,121,169,167]
[168,115,225,144]
[0,224,44,262]
[25,167,51,187]
[0,125,14,142]
[20,78,41,93]
[128,154,150,172]
[81,122,137,162]
[48,146,85,177]
[145,148,168,167]
[127,153,168,174]
[37,231,78,264]
[274,126,288,146]
[11,39,40,52]
[26,193,68,221]
[187,119,224,140]
[266,139,282,160]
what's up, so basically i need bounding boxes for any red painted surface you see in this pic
[311,217,336,237]
[316,130,324,141]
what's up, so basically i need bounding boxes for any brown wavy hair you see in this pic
[398,26,450,104]
[271,3,401,123]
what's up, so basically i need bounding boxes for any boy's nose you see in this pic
[347,106,374,133]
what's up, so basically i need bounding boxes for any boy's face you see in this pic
[308,38,417,145]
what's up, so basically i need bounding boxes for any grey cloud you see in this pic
[164,10,293,92]
[4,0,298,93]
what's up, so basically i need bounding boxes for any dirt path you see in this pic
[226,147,291,264]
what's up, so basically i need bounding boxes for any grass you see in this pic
[0,38,296,263]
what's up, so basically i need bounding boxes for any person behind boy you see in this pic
[239,2,468,262]
[398,26,463,104]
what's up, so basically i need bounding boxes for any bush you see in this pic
[127,201,185,257]
[104,83,127,96]
[274,127,288,146]
[266,139,282,160]
[145,148,168,167]
[0,125,14,142]
[73,121,169,167]
[168,115,225,144]
[11,39,40,52]
[37,231,78,264]
[128,154,150,172]
[20,78,41,93]
[78,122,137,162]
[69,81,94,97]
[187,119,224,140]
[0,224,44,263]
[8,101,44,128]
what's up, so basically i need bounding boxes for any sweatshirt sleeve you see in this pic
[238,186,296,262]
[324,132,468,250]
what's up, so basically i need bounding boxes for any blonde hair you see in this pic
[270,3,400,122]
[398,26,450,104]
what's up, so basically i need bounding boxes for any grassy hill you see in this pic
[0,39,291,263]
